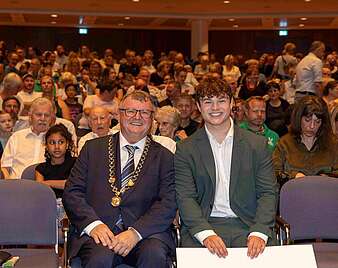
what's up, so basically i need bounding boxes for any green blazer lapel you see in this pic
[230,126,244,199]
[195,128,216,189]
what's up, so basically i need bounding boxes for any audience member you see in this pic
[40,75,71,121]
[273,95,338,179]
[231,98,246,124]
[322,80,338,106]
[222,54,241,82]
[155,105,186,142]
[265,81,290,137]
[77,106,114,153]
[238,66,267,100]
[329,102,338,136]
[0,111,13,154]
[174,66,195,95]
[239,96,279,151]
[174,94,199,136]
[35,123,76,199]
[17,73,42,116]
[1,97,54,179]
[2,96,26,131]
[295,41,325,100]
[0,72,22,107]
[64,83,83,124]
[273,43,298,80]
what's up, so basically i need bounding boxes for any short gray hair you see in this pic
[155,105,181,129]
[29,97,55,114]
[2,72,22,93]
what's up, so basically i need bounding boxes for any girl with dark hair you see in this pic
[35,124,76,198]
[273,96,338,180]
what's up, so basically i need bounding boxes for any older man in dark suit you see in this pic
[175,78,278,259]
[63,90,176,268]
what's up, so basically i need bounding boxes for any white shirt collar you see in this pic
[119,131,147,151]
[91,129,114,139]
[26,127,46,138]
[205,118,234,145]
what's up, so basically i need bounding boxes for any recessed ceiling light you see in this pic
[228,18,235,22]
[300,17,307,20]
[304,0,311,2]
[233,24,239,28]
[224,0,230,3]
[299,23,305,27]
[132,0,140,2]
[51,14,58,18]
[124,16,131,20]
[51,21,57,24]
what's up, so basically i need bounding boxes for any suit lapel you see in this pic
[195,128,216,189]
[229,126,244,199]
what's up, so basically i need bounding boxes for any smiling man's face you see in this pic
[119,95,154,144]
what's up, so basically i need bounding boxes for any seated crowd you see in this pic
[0,39,337,266]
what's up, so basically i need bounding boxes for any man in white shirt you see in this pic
[295,41,325,100]
[63,90,176,267]
[1,97,54,179]
[175,78,278,259]
[77,106,114,153]
[17,73,42,116]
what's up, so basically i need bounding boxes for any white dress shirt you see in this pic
[194,119,268,244]
[1,128,45,179]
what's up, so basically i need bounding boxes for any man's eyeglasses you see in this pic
[120,108,154,119]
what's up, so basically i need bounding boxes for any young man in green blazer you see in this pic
[175,78,278,259]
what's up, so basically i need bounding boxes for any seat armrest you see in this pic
[275,215,291,245]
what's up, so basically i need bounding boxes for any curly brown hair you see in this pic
[195,77,232,104]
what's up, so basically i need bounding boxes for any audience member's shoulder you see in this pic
[176,127,204,148]
[236,126,268,147]
[151,135,176,154]
[10,127,31,138]
[85,133,113,148]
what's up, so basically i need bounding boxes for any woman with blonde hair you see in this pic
[222,54,241,82]
[155,105,187,141]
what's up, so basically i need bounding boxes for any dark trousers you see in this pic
[182,217,276,248]
[77,237,172,268]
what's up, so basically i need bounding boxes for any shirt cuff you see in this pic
[81,220,103,236]
[248,232,268,244]
[128,227,142,241]
[194,230,217,245]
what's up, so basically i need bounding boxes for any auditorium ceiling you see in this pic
[0,0,338,30]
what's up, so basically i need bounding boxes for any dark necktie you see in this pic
[114,145,137,233]
[121,145,137,188]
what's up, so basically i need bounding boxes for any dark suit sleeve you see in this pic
[62,142,101,233]
[175,142,214,236]
[250,138,278,237]
[132,149,177,238]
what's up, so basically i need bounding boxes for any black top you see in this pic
[266,98,290,137]
[150,72,164,86]
[177,119,199,136]
[119,64,140,77]
[238,81,267,100]
[36,155,77,198]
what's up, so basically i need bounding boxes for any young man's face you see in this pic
[197,94,232,128]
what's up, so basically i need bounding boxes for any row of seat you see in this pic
[1,176,338,267]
